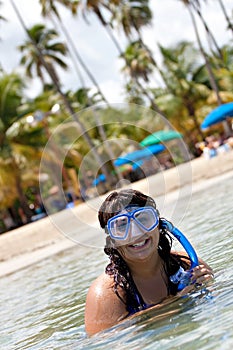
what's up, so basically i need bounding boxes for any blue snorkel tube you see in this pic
[161,219,199,291]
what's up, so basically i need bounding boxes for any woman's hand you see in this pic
[190,264,214,286]
[177,264,214,296]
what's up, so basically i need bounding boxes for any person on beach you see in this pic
[85,189,213,335]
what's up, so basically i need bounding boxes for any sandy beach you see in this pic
[1,149,233,278]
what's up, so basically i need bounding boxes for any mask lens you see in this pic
[109,215,129,239]
[134,208,158,230]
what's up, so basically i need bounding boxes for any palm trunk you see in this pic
[217,0,233,35]
[43,119,71,189]
[187,5,222,106]
[59,19,124,183]
[12,157,33,222]
[49,14,85,87]
[191,2,223,59]
[185,99,205,139]
[56,16,108,103]
[58,18,124,183]
[93,111,124,182]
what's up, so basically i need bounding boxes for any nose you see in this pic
[128,219,145,239]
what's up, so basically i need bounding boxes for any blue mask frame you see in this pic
[107,206,159,241]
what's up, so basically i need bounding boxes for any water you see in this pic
[1,174,233,349]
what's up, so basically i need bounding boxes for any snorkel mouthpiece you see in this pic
[161,219,199,291]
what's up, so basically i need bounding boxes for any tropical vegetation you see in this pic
[0,0,232,232]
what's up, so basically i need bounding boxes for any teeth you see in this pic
[132,239,146,247]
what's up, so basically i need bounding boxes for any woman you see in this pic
[85,189,213,335]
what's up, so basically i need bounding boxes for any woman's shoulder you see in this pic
[89,271,113,288]
[86,272,114,305]
[85,272,127,335]
[86,271,126,306]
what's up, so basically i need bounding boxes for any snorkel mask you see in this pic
[106,206,159,247]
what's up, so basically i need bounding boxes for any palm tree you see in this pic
[80,1,191,160]
[52,0,167,128]
[190,1,223,59]
[154,41,211,139]
[109,0,152,39]
[39,0,108,102]
[207,44,233,105]
[11,0,116,187]
[121,40,155,82]
[18,23,68,87]
[0,71,42,221]
[120,40,171,117]
[179,0,232,135]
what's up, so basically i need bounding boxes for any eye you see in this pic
[135,211,149,223]
[134,210,156,229]
[116,217,128,232]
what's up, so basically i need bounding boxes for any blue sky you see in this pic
[1,0,232,102]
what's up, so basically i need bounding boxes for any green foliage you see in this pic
[110,0,152,37]
[18,23,68,84]
[0,72,25,132]
[121,40,155,81]
[149,41,214,138]
[1,0,233,215]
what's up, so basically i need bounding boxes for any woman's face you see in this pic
[117,226,160,264]
[108,206,160,263]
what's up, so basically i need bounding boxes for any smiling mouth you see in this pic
[129,237,150,249]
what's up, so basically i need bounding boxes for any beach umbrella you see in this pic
[201,102,233,130]
[114,144,166,166]
[140,130,182,147]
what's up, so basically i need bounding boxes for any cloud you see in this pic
[1,0,232,102]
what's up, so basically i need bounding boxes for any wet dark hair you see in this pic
[98,189,190,313]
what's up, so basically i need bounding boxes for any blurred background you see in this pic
[0,0,233,233]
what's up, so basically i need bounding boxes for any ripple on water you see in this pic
[1,174,233,349]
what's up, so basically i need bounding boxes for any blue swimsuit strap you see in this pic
[127,284,151,315]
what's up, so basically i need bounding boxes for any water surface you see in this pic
[1,174,233,349]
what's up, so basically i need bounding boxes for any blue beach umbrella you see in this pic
[114,144,166,166]
[201,102,233,130]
